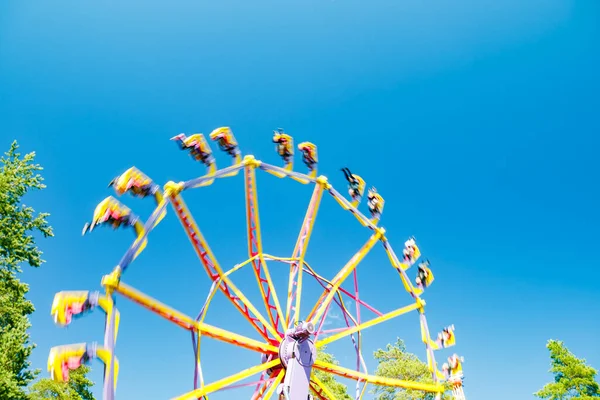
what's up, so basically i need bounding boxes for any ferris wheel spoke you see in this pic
[108,279,200,330]
[316,300,423,348]
[309,383,328,400]
[308,232,383,327]
[285,182,325,328]
[310,375,339,400]
[312,283,372,395]
[351,268,371,400]
[324,288,372,398]
[169,192,281,342]
[197,320,278,353]
[264,370,285,399]
[251,369,285,400]
[313,360,444,394]
[302,262,384,318]
[108,280,277,354]
[301,260,382,345]
[171,358,281,400]
[251,354,276,399]
[307,267,358,340]
[244,163,286,336]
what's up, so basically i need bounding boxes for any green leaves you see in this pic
[0,140,78,399]
[371,339,450,400]
[312,347,353,399]
[0,140,54,274]
[311,338,452,400]
[535,340,600,399]
[29,365,95,400]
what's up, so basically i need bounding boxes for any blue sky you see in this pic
[1,0,599,399]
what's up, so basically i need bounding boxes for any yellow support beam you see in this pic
[170,193,281,341]
[309,231,383,325]
[104,279,197,330]
[313,360,444,393]
[244,162,286,333]
[197,320,278,354]
[106,280,277,354]
[263,369,285,400]
[311,375,339,399]
[316,301,422,348]
[171,359,281,400]
[286,180,324,328]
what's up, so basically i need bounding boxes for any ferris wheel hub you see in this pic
[261,321,317,372]
[278,335,316,369]
[287,321,315,339]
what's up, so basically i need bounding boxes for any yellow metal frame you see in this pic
[53,132,463,399]
[244,159,286,334]
[172,359,281,400]
[313,360,444,394]
[307,231,383,325]
[316,301,423,348]
[285,180,325,328]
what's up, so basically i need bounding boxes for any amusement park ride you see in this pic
[47,127,467,400]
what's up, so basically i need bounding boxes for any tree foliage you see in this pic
[535,339,600,400]
[0,271,38,399]
[0,141,54,399]
[312,347,352,399]
[371,338,450,400]
[29,365,95,400]
[0,141,54,272]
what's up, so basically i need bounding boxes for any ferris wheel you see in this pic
[47,127,466,400]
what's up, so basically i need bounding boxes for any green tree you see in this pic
[28,365,95,400]
[312,347,352,399]
[0,141,53,399]
[371,339,449,400]
[535,339,600,399]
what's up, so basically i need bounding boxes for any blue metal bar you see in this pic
[258,162,317,183]
[117,199,169,274]
[103,297,117,400]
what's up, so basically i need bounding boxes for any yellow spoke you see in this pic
[106,280,277,354]
[263,369,285,400]
[311,375,338,399]
[170,193,281,340]
[197,321,278,354]
[313,360,444,393]
[244,162,286,333]
[317,300,423,348]
[309,232,382,326]
[286,182,324,327]
[171,359,281,400]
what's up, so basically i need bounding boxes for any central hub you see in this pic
[279,321,316,369]
[262,321,317,376]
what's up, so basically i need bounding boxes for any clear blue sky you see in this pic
[1,1,599,399]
